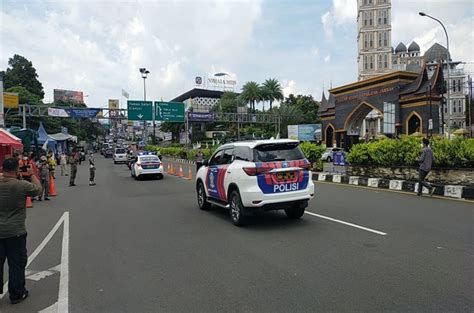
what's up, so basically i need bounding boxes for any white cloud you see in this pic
[282,80,297,97]
[324,54,331,63]
[311,46,320,57]
[321,0,357,40]
[0,0,262,106]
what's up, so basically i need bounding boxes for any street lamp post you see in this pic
[419,12,451,139]
[139,68,150,144]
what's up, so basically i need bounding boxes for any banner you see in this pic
[109,99,120,118]
[48,107,69,117]
[64,108,101,118]
[54,89,84,104]
[187,111,215,122]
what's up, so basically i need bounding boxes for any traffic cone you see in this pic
[178,165,183,177]
[186,166,193,180]
[26,196,33,208]
[169,163,174,175]
[49,174,57,196]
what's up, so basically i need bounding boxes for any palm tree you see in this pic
[259,86,270,112]
[262,78,284,111]
[240,81,261,112]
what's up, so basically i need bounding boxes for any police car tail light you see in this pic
[243,167,271,176]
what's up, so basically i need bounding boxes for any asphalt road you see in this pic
[0,156,473,313]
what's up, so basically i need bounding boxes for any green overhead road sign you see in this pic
[155,101,185,122]
[127,100,153,121]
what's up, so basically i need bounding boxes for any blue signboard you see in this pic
[64,108,101,118]
[333,151,346,166]
[187,112,215,122]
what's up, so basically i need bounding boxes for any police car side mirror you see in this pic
[202,159,209,167]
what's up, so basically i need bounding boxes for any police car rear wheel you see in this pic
[197,182,210,211]
[285,206,305,219]
[229,191,246,226]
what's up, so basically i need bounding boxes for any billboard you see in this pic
[3,92,19,109]
[109,99,119,118]
[54,89,84,104]
[287,124,322,141]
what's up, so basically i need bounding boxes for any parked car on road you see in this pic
[321,147,343,163]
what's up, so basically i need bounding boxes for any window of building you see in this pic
[453,100,457,113]
[377,11,382,26]
[364,0,368,5]
[364,55,368,70]
[459,100,464,113]
[378,54,382,69]
[383,102,395,134]
[384,54,388,68]
[369,11,373,26]
[383,32,388,47]
[369,33,374,48]
[364,12,368,26]
[458,79,461,92]
[370,55,374,69]
[364,33,369,48]
[452,80,456,92]
[444,104,448,114]
[378,32,382,47]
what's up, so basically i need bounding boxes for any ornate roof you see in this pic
[423,43,451,62]
[319,90,327,112]
[327,92,336,110]
[395,42,407,53]
[408,41,420,52]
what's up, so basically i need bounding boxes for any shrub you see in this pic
[347,137,474,168]
[299,142,326,170]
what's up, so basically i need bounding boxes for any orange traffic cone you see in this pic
[49,174,57,196]
[26,196,33,208]
[178,165,183,177]
[186,166,193,180]
[169,163,174,175]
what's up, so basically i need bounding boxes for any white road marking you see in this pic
[1,212,69,313]
[26,264,60,281]
[39,301,58,313]
[57,211,69,313]
[305,211,387,236]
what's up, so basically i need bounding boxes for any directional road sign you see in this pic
[155,102,185,122]
[127,100,153,121]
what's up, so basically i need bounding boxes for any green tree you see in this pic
[240,81,261,112]
[281,94,320,124]
[6,86,42,105]
[212,92,245,113]
[262,78,284,111]
[274,103,305,138]
[1,54,45,99]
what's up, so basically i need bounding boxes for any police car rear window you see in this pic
[253,143,304,162]
[140,156,159,162]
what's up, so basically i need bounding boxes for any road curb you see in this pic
[313,172,474,201]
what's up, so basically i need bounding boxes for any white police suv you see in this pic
[131,152,164,180]
[195,139,314,226]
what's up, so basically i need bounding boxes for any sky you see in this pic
[1,0,473,109]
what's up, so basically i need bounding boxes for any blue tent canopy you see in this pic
[37,122,57,151]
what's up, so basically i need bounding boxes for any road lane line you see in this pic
[0,212,67,299]
[57,211,69,313]
[305,211,387,236]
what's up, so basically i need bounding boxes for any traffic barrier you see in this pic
[169,163,175,175]
[186,165,193,180]
[49,174,57,196]
[178,165,184,177]
[26,196,33,208]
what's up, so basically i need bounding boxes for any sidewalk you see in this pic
[312,172,474,201]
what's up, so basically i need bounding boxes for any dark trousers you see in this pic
[70,165,77,185]
[0,234,27,300]
[196,161,203,172]
[90,168,95,182]
[418,169,432,194]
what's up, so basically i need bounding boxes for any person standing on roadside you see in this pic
[37,156,50,201]
[69,151,78,187]
[0,158,42,304]
[196,149,204,172]
[60,152,68,176]
[418,138,436,196]
[89,152,96,186]
[47,152,56,180]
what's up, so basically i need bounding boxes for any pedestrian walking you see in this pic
[418,138,436,196]
[60,152,68,176]
[196,149,204,172]
[89,153,96,186]
[0,158,42,304]
[37,156,50,201]
[69,151,78,187]
[364,129,369,143]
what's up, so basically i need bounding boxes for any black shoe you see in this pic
[38,198,42,201]
[417,193,422,196]
[45,197,50,201]
[11,290,29,304]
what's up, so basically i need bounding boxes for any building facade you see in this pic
[320,65,444,149]
[392,41,422,71]
[357,0,392,81]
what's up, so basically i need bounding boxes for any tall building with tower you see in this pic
[357,0,392,81]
